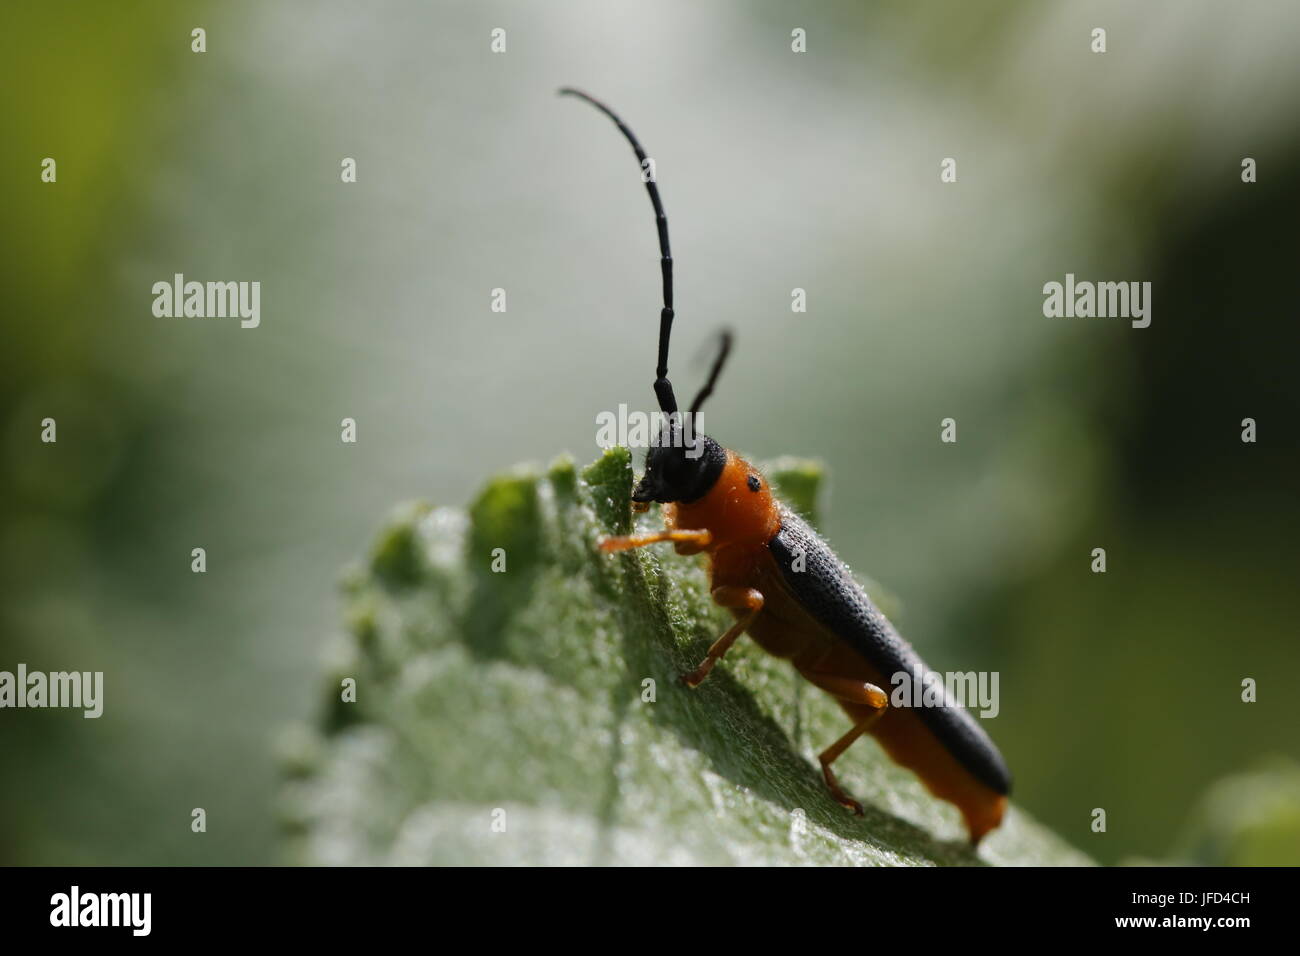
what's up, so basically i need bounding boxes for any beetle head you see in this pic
[632,421,726,504]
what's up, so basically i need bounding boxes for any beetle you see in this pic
[561,88,1011,845]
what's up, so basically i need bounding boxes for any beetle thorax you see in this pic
[665,450,780,548]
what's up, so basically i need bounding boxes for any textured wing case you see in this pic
[768,508,1012,795]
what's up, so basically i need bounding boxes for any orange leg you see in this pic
[681,587,764,688]
[799,671,889,815]
[598,528,712,555]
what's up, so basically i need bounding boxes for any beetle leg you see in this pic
[680,586,764,688]
[799,673,889,815]
[598,529,712,554]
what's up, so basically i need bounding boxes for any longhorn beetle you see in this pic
[561,88,1011,845]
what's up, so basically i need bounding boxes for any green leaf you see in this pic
[280,448,1093,866]
[1156,757,1300,866]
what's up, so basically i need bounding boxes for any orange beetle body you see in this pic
[667,450,1008,844]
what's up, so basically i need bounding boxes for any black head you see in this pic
[633,427,727,504]
[561,88,736,504]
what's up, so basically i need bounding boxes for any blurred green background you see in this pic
[2,0,1297,865]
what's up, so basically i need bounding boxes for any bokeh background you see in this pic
[2,0,1298,865]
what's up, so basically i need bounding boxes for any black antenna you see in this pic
[689,330,733,415]
[559,87,678,415]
